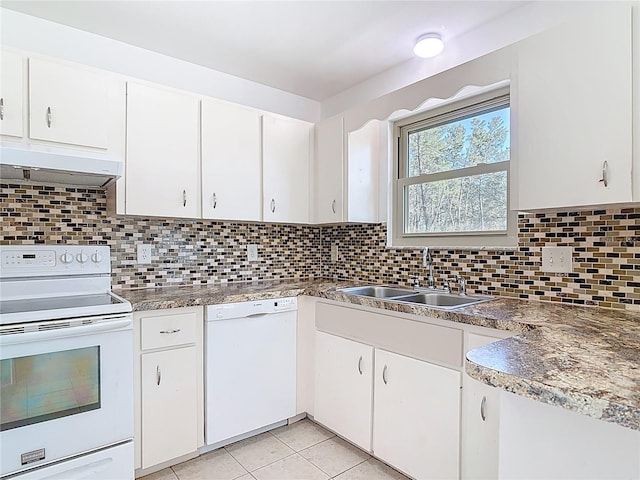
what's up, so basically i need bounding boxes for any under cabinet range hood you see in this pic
[0,141,123,187]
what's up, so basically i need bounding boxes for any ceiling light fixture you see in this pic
[413,33,444,58]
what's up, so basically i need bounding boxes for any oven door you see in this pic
[0,315,133,477]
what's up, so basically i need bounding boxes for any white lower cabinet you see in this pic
[499,392,640,479]
[141,346,198,468]
[133,307,203,474]
[314,302,463,480]
[373,349,461,480]
[314,330,373,451]
[461,333,502,480]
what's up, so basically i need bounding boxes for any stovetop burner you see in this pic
[0,245,131,325]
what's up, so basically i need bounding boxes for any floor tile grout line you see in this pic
[296,436,334,455]
[332,457,375,480]
[217,447,251,477]
[246,451,299,474]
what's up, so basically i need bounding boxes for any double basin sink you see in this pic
[337,285,496,310]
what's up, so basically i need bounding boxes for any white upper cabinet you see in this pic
[262,114,312,223]
[0,50,24,138]
[314,115,344,223]
[125,82,200,218]
[29,57,111,149]
[515,4,633,211]
[313,116,383,224]
[347,120,383,222]
[201,99,261,221]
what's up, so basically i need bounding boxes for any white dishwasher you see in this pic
[205,297,297,447]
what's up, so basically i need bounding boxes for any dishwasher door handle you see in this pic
[244,312,269,318]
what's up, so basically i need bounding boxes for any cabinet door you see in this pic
[141,346,198,469]
[0,50,24,138]
[126,82,200,218]
[314,115,343,223]
[314,331,373,451]
[201,99,261,221]
[373,349,461,480]
[515,4,633,210]
[262,115,311,223]
[462,333,501,480]
[347,121,381,222]
[29,57,109,149]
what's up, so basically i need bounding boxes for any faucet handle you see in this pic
[456,274,467,296]
[412,276,421,288]
[442,279,451,293]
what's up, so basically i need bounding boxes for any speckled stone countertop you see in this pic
[118,279,640,432]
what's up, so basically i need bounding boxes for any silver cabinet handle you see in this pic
[357,356,363,375]
[270,198,276,213]
[331,199,336,214]
[599,161,609,187]
[159,329,181,334]
[182,190,187,207]
[156,365,161,386]
[480,396,487,421]
[212,193,217,209]
[382,365,388,384]
[0,98,4,120]
[46,106,52,128]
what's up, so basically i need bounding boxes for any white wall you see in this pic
[0,8,321,123]
[321,1,610,119]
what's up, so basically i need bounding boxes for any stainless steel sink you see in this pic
[392,292,491,309]
[337,286,415,298]
[337,285,496,310]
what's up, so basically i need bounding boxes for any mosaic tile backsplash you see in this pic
[1,182,639,310]
[0,183,320,289]
[322,210,640,311]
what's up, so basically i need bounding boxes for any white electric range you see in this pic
[0,245,134,480]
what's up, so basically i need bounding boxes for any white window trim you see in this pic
[391,86,517,248]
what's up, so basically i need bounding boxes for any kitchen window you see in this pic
[393,88,517,247]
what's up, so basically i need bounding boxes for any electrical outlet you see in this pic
[541,246,573,273]
[137,244,152,264]
[331,245,339,262]
[247,244,258,261]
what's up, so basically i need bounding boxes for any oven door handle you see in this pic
[0,318,132,346]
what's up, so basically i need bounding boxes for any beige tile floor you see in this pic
[141,419,411,480]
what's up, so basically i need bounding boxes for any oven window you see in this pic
[0,347,101,431]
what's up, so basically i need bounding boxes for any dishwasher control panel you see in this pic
[273,297,296,311]
[206,297,298,321]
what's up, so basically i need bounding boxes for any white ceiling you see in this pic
[0,1,529,101]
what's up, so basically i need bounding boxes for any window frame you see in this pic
[392,87,517,248]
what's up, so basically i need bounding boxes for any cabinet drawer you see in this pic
[141,311,198,350]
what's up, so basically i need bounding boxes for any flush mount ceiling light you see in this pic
[413,33,444,58]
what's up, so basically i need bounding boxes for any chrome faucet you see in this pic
[423,247,435,289]
[456,274,467,296]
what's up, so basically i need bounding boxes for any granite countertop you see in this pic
[118,279,640,432]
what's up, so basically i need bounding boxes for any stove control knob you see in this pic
[61,252,74,264]
[91,252,103,263]
[76,252,88,263]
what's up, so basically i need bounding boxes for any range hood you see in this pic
[0,142,123,187]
